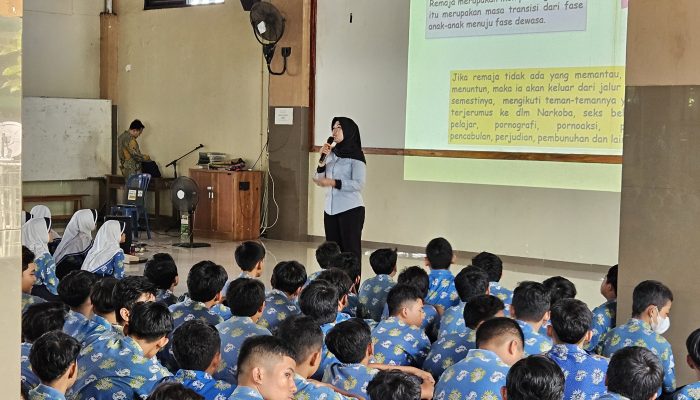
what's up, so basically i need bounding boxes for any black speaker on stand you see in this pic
[240,0,260,11]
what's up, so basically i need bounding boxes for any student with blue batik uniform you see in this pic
[510,281,553,356]
[144,254,180,307]
[326,252,363,317]
[58,270,108,343]
[258,261,307,334]
[88,276,120,333]
[305,241,342,287]
[215,278,271,385]
[596,280,676,396]
[673,328,700,400]
[108,276,158,336]
[22,217,60,300]
[540,276,577,336]
[80,220,126,279]
[503,355,565,400]
[424,237,460,311]
[438,267,490,338]
[27,331,81,400]
[391,265,441,342]
[546,299,609,400]
[434,317,525,400]
[21,246,45,314]
[21,302,70,390]
[597,346,664,400]
[222,240,266,294]
[359,248,397,321]
[472,251,513,316]
[588,265,618,351]
[228,336,297,400]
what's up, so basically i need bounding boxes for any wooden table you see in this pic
[101,174,176,230]
[23,194,89,222]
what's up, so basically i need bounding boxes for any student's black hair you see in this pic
[387,284,423,316]
[150,252,175,263]
[234,241,266,272]
[463,294,505,330]
[329,252,361,286]
[687,328,700,366]
[505,355,565,400]
[454,267,489,302]
[144,258,178,291]
[21,245,35,270]
[187,260,228,303]
[270,261,307,295]
[237,335,296,376]
[127,301,173,342]
[317,268,353,298]
[325,318,372,364]
[29,331,80,383]
[632,280,674,316]
[299,280,339,325]
[369,248,398,276]
[276,315,324,364]
[471,251,503,282]
[425,237,453,269]
[147,382,204,400]
[113,276,157,324]
[129,119,145,130]
[542,276,577,305]
[367,370,422,400]
[511,281,551,322]
[226,278,265,317]
[606,264,618,295]
[172,320,221,372]
[549,298,592,344]
[57,270,97,308]
[397,266,429,299]
[607,346,664,400]
[475,317,524,348]
[22,302,69,343]
[315,241,341,269]
[90,276,119,315]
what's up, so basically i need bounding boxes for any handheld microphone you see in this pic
[319,136,335,163]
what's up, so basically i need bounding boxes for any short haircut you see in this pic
[22,302,69,343]
[234,241,266,272]
[226,278,265,317]
[607,346,664,400]
[454,267,489,302]
[550,298,592,344]
[475,317,524,349]
[369,248,398,275]
[506,355,565,400]
[317,268,353,298]
[57,270,97,308]
[687,328,700,367]
[22,245,35,270]
[129,119,145,130]
[271,261,307,294]
[29,331,80,383]
[172,320,221,371]
[397,266,429,299]
[632,280,673,316]
[330,252,361,284]
[471,251,503,282]
[276,315,324,364]
[237,335,295,376]
[387,284,423,316]
[325,318,371,364]
[425,237,453,269]
[147,382,204,400]
[315,241,341,269]
[113,276,157,324]
[463,295,505,330]
[367,370,422,400]
[299,280,339,325]
[511,281,551,322]
[144,258,178,291]
[187,261,228,303]
[542,276,577,305]
[90,276,119,315]
[606,264,618,295]
[128,302,173,342]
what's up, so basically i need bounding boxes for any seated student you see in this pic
[316,268,354,323]
[21,246,45,313]
[359,248,397,322]
[502,355,565,400]
[434,317,524,400]
[169,320,234,400]
[144,253,179,306]
[229,336,297,400]
[367,370,422,400]
[54,209,98,279]
[395,266,440,342]
[258,260,306,334]
[81,220,127,278]
[89,276,119,331]
[235,240,266,280]
[329,252,362,317]
[423,294,505,380]
[371,284,431,367]
[21,302,69,390]
[27,331,81,400]
[22,217,59,299]
[147,382,204,400]
[424,237,459,312]
[510,281,553,356]
[598,346,664,400]
[472,251,513,312]
[111,275,158,334]
[307,241,342,284]
[588,264,618,351]
[438,266,490,338]
[596,280,676,396]
[70,302,173,400]
[215,278,271,385]
[675,328,700,400]
[169,261,227,328]
[58,270,107,343]
[545,298,608,400]
[540,276,577,335]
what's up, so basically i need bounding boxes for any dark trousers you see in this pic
[324,206,365,261]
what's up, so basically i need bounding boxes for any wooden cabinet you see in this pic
[189,169,262,241]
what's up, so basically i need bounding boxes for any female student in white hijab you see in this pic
[53,209,99,279]
[21,217,60,300]
[30,205,62,241]
[81,220,126,279]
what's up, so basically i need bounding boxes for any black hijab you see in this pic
[332,117,366,164]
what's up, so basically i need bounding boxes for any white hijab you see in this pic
[82,220,125,272]
[30,204,61,239]
[53,209,98,263]
[22,217,51,257]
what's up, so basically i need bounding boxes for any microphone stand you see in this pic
[166,144,204,178]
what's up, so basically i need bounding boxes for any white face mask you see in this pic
[651,307,671,334]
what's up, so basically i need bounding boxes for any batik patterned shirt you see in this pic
[423,329,476,380]
[21,292,45,314]
[489,281,513,315]
[547,343,609,400]
[215,316,272,385]
[439,302,466,338]
[258,289,300,334]
[229,386,265,400]
[63,310,107,344]
[21,343,40,390]
[294,373,354,400]
[169,369,235,400]
[342,293,360,317]
[587,300,617,351]
[169,298,224,329]
[90,252,125,279]
[371,316,431,367]
[516,320,553,356]
[155,289,177,306]
[322,363,378,400]
[381,303,440,341]
[433,349,510,400]
[674,382,700,400]
[34,253,59,295]
[427,269,460,309]
[596,394,629,400]
[28,384,66,400]
[358,274,395,322]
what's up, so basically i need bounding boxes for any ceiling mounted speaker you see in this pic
[240,0,260,11]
